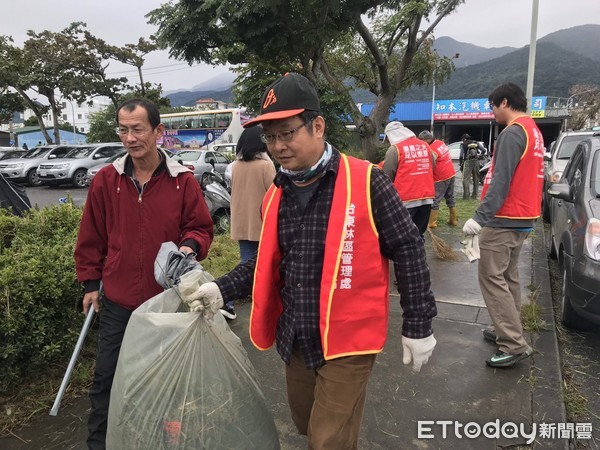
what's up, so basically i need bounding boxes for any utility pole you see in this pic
[526,0,539,114]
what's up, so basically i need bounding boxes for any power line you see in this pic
[106,62,198,76]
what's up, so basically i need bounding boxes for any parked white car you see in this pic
[446,141,487,161]
[212,142,237,156]
[37,143,124,187]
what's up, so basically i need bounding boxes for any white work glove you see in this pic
[185,282,224,319]
[402,334,436,372]
[461,235,480,262]
[462,218,482,235]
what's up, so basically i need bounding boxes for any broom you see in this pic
[427,228,461,261]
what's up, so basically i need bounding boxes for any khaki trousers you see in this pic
[479,227,531,354]
[285,345,376,450]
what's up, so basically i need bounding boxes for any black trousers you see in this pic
[87,297,132,450]
[408,204,432,237]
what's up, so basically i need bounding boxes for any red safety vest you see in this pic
[430,140,456,182]
[251,154,390,360]
[392,137,435,202]
[480,115,544,218]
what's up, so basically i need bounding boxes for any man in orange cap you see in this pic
[180,72,438,449]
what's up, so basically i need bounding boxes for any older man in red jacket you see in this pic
[74,98,214,450]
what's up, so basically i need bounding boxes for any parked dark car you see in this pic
[547,133,600,329]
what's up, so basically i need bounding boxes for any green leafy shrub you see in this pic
[0,204,84,393]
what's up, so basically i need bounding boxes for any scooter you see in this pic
[200,167,231,233]
[478,155,492,185]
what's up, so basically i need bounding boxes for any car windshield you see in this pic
[65,146,96,159]
[176,151,202,162]
[0,151,25,160]
[557,135,591,160]
[22,147,51,158]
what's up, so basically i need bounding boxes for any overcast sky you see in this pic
[2,0,598,92]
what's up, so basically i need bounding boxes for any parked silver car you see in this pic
[37,143,124,188]
[0,145,73,186]
[84,149,127,186]
[546,133,600,329]
[174,150,230,184]
[542,130,596,222]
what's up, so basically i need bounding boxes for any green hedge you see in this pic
[0,204,83,393]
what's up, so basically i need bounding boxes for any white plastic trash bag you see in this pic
[106,270,280,449]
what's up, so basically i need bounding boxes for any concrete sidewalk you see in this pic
[228,221,568,449]
[0,224,568,450]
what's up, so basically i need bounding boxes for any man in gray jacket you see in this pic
[462,83,544,368]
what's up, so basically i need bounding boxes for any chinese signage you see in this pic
[433,97,546,120]
[530,96,546,118]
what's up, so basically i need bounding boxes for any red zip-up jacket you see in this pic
[74,150,214,310]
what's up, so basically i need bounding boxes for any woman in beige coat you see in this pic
[222,125,276,319]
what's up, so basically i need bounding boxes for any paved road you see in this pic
[25,185,89,209]
[544,224,600,449]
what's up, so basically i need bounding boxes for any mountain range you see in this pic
[166,24,600,107]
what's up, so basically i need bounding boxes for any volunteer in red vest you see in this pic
[463,83,544,368]
[179,73,437,449]
[418,130,457,228]
[382,121,435,237]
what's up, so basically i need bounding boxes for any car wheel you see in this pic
[560,265,589,330]
[545,225,557,260]
[213,209,230,234]
[72,169,88,188]
[27,169,42,187]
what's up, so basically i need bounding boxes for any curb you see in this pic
[530,222,569,450]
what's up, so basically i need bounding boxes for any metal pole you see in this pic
[49,307,96,416]
[430,80,436,133]
[70,101,77,136]
[526,0,539,114]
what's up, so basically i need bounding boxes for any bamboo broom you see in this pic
[427,228,461,261]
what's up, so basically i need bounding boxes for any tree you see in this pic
[0,89,24,123]
[0,36,54,144]
[23,116,39,127]
[148,0,463,160]
[568,84,599,130]
[81,31,161,105]
[87,106,119,143]
[1,24,163,145]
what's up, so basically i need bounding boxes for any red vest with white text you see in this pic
[430,140,456,182]
[250,154,390,360]
[392,137,435,202]
[480,115,544,219]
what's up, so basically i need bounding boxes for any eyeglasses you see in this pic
[260,123,308,144]
[118,127,151,137]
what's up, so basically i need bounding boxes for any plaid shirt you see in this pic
[216,148,436,369]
